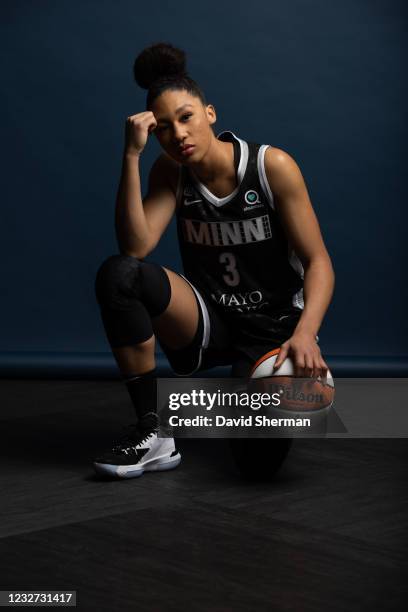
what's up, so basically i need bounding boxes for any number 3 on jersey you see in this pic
[219,252,240,287]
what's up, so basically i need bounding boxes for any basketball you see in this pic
[249,348,335,412]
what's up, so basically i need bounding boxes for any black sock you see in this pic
[123,368,158,431]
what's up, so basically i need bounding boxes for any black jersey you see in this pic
[175,130,304,329]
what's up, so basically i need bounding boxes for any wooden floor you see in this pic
[0,379,407,611]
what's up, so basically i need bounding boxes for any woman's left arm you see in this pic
[264,147,335,378]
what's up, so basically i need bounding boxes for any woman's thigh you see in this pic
[150,266,200,350]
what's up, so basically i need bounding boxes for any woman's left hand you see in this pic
[273,331,328,379]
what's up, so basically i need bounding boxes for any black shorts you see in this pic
[161,274,304,378]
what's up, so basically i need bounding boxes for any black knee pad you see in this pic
[95,254,143,311]
[95,254,171,316]
[138,260,172,317]
[94,254,172,348]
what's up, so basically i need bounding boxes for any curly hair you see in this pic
[133,42,207,109]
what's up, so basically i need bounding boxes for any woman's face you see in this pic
[151,89,216,164]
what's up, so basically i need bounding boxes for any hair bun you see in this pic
[133,42,187,90]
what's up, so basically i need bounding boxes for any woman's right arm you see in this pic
[115,112,178,259]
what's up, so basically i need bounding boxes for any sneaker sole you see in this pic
[93,452,181,479]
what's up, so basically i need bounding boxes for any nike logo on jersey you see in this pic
[183,185,202,206]
[181,215,272,246]
[184,198,202,206]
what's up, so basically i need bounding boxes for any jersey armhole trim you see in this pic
[258,145,275,211]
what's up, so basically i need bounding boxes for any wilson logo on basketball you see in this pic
[249,350,335,413]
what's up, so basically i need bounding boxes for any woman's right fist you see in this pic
[124,111,157,156]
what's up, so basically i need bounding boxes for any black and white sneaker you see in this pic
[93,423,181,479]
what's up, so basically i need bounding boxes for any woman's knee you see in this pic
[94,254,143,309]
[94,254,171,316]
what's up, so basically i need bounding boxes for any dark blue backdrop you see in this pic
[1,0,407,376]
